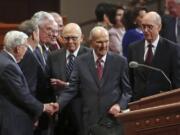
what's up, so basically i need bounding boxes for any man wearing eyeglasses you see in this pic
[128,11,180,101]
[46,23,90,135]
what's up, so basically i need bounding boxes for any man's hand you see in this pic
[50,102,60,113]
[43,103,59,115]
[50,78,68,89]
[108,104,121,117]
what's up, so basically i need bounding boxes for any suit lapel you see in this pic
[101,53,111,87]
[136,40,147,81]
[88,52,101,87]
[137,40,145,64]
[58,49,67,80]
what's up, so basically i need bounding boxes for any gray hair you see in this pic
[89,26,108,41]
[18,19,38,36]
[31,11,55,27]
[4,30,28,51]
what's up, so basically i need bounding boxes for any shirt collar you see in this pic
[93,50,107,63]
[145,35,160,48]
[28,45,33,52]
[4,49,17,63]
[66,45,80,58]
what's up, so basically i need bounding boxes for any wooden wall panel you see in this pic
[0,0,60,23]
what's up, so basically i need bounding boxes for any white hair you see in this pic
[4,30,28,51]
[89,26,108,41]
[31,11,55,27]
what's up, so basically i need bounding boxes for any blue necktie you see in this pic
[66,54,75,80]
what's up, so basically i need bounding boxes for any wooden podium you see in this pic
[117,88,180,135]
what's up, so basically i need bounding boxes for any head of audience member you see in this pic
[109,5,125,28]
[32,11,59,46]
[89,26,109,58]
[141,11,162,43]
[18,19,39,50]
[3,31,28,62]
[50,12,64,36]
[166,0,180,17]
[62,23,83,53]
[124,6,148,30]
[95,2,115,29]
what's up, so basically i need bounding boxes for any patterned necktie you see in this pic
[145,44,153,65]
[96,59,103,80]
[66,54,75,80]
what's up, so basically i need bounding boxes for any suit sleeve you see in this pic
[118,58,132,109]
[171,45,180,88]
[2,64,43,117]
[57,59,79,109]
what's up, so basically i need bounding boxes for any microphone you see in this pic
[129,61,172,89]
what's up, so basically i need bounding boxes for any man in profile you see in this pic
[0,30,53,135]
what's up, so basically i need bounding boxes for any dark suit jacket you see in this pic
[58,51,132,134]
[160,15,177,43]
[47,45,90,134]
[128,37,180,101]
[47,45,90,93]
[0,51,43,135]
[18,48,41,96]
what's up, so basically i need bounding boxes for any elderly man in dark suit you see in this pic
[128,11,180,101]
[0,30,54,135]
[18,19,41,97]
[47,23,90,135]
[51,26,132,135]
[160,0,180,44]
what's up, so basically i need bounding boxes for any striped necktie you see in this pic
[66,54,75,80]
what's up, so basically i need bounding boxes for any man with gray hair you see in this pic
[50,12,64,50]
[18,19,41,96]
[0,30,54,135]
[32,11,59,66]
[32,11,59,135]
[128,11,180,101]
[50,26,132,135]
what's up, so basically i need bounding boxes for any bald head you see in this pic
[89,26,109,58]
[89,26,109,41]
[62,23,82,53]
[62,23,82,37]
[141,12,162,43]
[143,11,162,26]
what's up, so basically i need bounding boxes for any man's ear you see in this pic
[158,24,162,32]
[80,35,84,42]
[14,46,19,53]
[32,31,36,40]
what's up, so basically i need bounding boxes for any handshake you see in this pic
[43,102,60,115]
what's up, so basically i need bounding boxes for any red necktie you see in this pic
[96,59,103,80]
[145,44,153,65]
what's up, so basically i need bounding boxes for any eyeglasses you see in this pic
[141,24,154,30]
[63,36,79,41]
